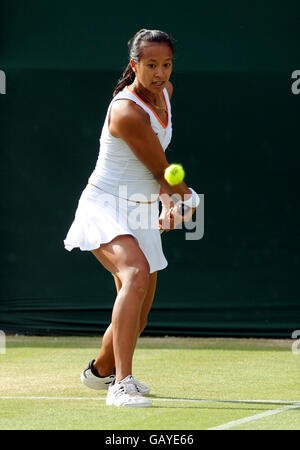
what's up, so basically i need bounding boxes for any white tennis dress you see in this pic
[63,86,172,273]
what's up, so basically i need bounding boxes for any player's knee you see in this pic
[126,263,150,296]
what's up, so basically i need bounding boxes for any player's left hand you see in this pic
[158,208,175,232]
[159,203,196,232]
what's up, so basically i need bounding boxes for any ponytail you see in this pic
[113,29,174,97]
[113,63,135,97]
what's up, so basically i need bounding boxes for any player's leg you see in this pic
[91,234,150,383]
[92,276,121,377]
[139,271,157,333]
[93,272,157,377]
[114,272,157,334]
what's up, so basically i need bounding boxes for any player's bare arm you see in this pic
[109,98,190,200]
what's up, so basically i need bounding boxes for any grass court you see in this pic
[0,335,299,430]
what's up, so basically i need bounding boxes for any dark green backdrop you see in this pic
[1,0,299,337]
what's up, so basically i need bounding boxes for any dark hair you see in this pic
[113,29,174,96]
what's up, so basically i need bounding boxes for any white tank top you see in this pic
[88,86,172,202]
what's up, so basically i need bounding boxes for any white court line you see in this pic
[207,403,300,430]
[0,396,299,406]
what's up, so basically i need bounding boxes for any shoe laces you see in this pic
[114,381,138,398]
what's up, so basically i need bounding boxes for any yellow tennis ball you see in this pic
[164,164,185,186]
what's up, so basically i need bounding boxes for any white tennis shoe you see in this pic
[134,379,150,396]
[80,360,115,390]
[106,375,152,408]
[80,360,150,395]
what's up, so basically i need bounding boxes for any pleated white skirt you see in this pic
[63,184,168,273]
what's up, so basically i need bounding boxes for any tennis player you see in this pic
[64,29,199,407]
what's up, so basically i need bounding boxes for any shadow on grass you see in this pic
[150,395,297,408]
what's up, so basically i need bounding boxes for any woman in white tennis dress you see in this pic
[64,29,199,407]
